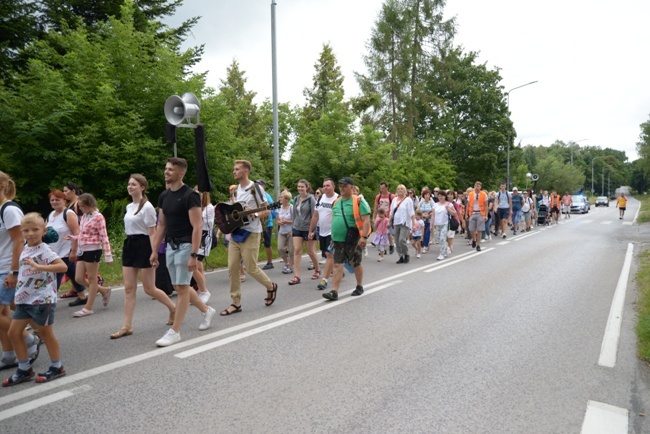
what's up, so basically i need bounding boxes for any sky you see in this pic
[166,0,650,161]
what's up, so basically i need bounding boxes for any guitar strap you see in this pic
[251,181,268,227]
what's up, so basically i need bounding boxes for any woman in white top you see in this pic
[432,190,457,261]
[47,190,86,301]
[390,184,415,264]
[111,175,176,339]
[192,188,214,304]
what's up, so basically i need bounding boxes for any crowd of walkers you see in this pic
[0,162,626,387]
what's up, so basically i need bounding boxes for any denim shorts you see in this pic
[14,303,56,326]
[292,229,310,240]
[0,273,15,306]
[497,208,510,220]
[166,242,193,286]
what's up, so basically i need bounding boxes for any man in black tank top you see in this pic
[150,158,216,347]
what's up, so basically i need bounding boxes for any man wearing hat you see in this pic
[322,177,371,301]
[255,179,276,269]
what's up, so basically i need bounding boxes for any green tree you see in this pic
[637,115,650,177]
[534,156,585,194]
[0,0,203,204]
[0,0,41,82]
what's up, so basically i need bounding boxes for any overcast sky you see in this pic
[167,0,650,161]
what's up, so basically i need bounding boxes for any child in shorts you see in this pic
[3,213,67,386]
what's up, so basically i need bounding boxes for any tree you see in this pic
[0,0,41,82]
[0,0,203,204]
[357,0,455,150]
[637,115,650,177]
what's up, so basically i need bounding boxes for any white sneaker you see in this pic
[199,306,216,331]
[198,291,211,305]
[156,329,181,347]
[416,253,421,259]
[363,247,368,257]
[319,259,326,265]
[422,247,428,253]
[437,254,444,261]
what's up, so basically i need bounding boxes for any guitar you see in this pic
[215,201,282,234]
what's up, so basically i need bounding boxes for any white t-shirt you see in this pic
[47,209,76,258]
[316,193,338,237]
[15,242,59,305]
[433,202,452,226]
[202,205,215,232]
[390,197,415,228]
[0,203,23,273]
[124,201,156,236]
[236,182,264,233]
[278,205,293,235]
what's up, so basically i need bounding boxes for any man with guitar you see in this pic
[218,160,278,316]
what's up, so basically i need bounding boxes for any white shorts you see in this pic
[562,205,571,213]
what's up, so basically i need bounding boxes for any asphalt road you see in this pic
[0,200,648,433]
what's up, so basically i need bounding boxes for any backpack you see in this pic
[0,200,21,227]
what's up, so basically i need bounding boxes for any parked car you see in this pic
[595,196,609,207]
[570,195,590,213]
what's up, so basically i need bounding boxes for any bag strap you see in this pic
[0,201,20,226]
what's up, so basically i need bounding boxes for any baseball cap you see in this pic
[338,177,354,185]
[512,187,519,191]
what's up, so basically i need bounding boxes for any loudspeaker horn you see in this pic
[531,174,539,182]
[164,93,201,126]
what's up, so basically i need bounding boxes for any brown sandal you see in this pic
[288,276,301,285]
[110,327,133,340]
[166,310,176,326]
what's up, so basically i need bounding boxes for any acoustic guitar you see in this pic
[215,201,282,234]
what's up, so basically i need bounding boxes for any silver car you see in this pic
[570,195,590,213]
[595,196,609,207]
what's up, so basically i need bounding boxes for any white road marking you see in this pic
[601,221,613,225]
[175,281,403,358]
[423,248,495,272]
[598,243,633,368]
[623,222,632,225]
[581,400,628,434]
[0,385,91,422]
[513,231,541,241]
[496,241,509,245]
[582,220,594,224]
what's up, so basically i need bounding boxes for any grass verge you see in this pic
[637,195,650,362]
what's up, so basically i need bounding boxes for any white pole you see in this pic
[271,1,280,199]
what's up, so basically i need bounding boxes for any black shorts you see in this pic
[319,235,332,256]
[263,226,273,248]
[551,206,560,214]
[78,249,102,263]
[122,234,152,268]
[332,241,362,268]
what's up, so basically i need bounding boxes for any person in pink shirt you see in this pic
[70,194,112,317]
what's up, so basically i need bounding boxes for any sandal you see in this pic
[288,276,301,285]
[220,304,242,316]
[110,327,133,339]
[311,270,321,280]
[59,289,77,299]
[265,283,278,306]
[166,310,176,326]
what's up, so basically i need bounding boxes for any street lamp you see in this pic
[271,0,280,199]
[506,80,538,189]
[591,156,605,197]
[569,138,588,165]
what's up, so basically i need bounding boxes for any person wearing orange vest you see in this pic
[322,177,371,301]
[549,190,561,224]
[465,181,489,251]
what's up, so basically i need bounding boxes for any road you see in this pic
[0,200,648,433]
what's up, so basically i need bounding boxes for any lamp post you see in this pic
[569,138,588,165]
[591,156,605,197]
[271,1,280,199]
[506,80,538,189]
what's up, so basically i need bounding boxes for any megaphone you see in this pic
[164,93,200,126]
[531,174,539,181]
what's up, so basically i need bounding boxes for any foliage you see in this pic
[635,244,650,362]
[0,1,203,210]
[0,0,41,82]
